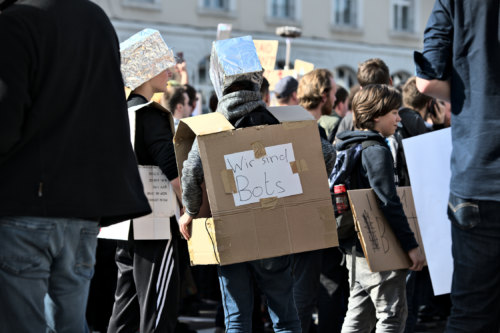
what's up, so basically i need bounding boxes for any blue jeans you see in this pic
[218,255,301,333]
[0,216,99,333]
[446,194,500,332]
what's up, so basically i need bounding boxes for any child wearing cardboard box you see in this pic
[336,85,425,333]
[178,36,301,333]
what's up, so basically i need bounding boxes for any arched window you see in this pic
[196,55,217,113]
[391,71,411,87]
[334,66,357,89]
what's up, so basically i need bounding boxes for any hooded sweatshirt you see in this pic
[336,130,418,253]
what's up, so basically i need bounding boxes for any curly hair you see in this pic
[297,69,333,110]
[352,84,402,130]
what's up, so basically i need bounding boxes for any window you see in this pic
[332,0,358,27]
[203,0,230,11]
[335,66,357,89]
[270,0,298,20]
[391,71,411,87]
[122,0,161,10]
[392,0,414,32]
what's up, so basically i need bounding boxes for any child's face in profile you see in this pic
[373,109,401,137]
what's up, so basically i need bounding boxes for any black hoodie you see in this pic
[336,130,418,253]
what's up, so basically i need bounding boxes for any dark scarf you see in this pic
[216,90,266,123]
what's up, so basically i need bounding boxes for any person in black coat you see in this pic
[0,1,150,332]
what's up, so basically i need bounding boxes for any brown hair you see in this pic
[162,84,186,112]
[402,76,432,110]
[297,69,333,110]
[352,84,402,130]
[357,58,391,87]
[333,86,348,108]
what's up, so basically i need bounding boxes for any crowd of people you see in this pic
[1,0,499,333]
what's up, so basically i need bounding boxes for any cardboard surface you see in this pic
[348,187,426,272]
[294,59,315,76]
[253,40,279,71]
[175,106,338,265]
[264,69,297,91]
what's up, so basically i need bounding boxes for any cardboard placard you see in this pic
[216,23,232,40]
[224,143,303,206]
[175,106,338,265]
[294,59,315,76]
[264,69,297,91]
[348,187,426,272]
[253,40,279,71]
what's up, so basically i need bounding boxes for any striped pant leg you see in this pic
[133,221,180,333]
[107,241,141,333]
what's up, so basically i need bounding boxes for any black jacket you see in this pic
[336,130,418,253]
[0,0,150,226]
[129,95,178,181]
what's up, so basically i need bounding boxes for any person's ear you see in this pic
[321,92,327,103]
[175,102,183,114]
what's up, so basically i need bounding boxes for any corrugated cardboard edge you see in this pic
[348,191,375,271]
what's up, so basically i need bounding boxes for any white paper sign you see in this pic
[133,165,179,239]
[98,221,130,240]
[224,143,303,206]
[402,128,453,295]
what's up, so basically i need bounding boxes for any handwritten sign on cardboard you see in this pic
[294,59,315,76]
[264,69,297,91]
[253,40,279,71]
[348,186,426,272]
[224,143,303,206]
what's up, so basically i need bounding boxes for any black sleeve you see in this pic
[0,11,33,155]
[361,145,418,252]
[400,110,431,137]
[140,108,178,181]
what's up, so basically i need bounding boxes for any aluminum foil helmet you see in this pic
[209,36,263,99]
[120,29,176,90]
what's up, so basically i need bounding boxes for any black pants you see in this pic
[107,218,180,333]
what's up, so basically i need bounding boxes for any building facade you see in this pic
[94,0,434,111]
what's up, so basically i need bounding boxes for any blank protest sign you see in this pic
[402,128,452,295]
[224,143,303,206]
